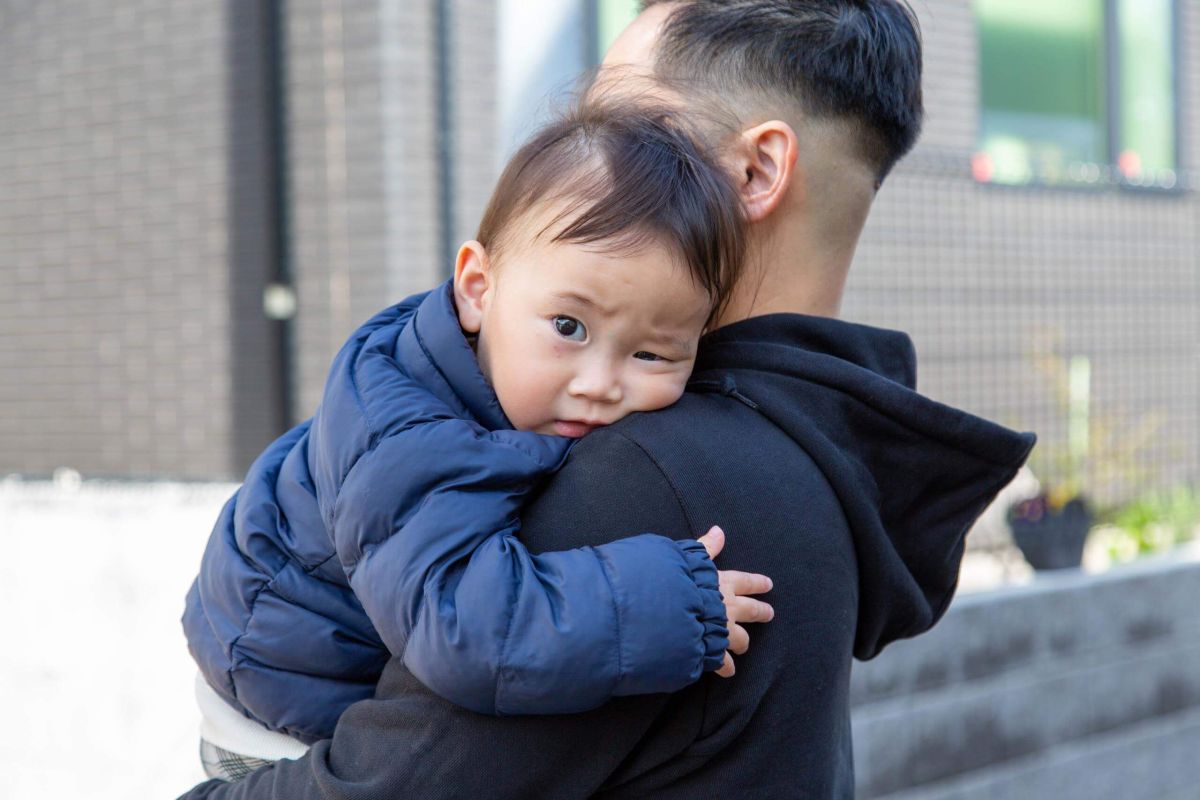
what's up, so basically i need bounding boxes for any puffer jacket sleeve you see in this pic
[331,420,729,716]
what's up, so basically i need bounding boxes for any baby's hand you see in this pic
[698,525,774,678]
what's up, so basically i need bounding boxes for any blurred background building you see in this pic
[2,0,1197,495]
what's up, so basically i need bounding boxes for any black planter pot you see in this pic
[1008,497,1092,571]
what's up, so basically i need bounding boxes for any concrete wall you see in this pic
[851,546,1200,799]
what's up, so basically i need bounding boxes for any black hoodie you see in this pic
[180,313,1034,800]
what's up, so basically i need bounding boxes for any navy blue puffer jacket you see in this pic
[183,282,727,743]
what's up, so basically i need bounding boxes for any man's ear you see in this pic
[732,121,799,223]
[453,240,492,333]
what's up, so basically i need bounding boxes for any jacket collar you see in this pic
[402,280,512,430]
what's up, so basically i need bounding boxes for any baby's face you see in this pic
[457,231,712,438]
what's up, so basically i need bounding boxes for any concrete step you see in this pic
[851,551,1200,796]
[868,704,1200,800]
[853,637,1200,796]
[852,553,1200,709]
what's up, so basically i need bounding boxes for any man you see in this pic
[181,2,1033,797]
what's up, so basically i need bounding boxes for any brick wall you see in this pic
[847,0,1200,498]
[2,0,1197,487]
[0,0,499,479]
[0,0,235,478]
[284,0,496,422]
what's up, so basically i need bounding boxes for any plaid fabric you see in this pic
[199,739,277,782]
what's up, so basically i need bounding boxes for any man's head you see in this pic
[454,104,745,437]
[612,0,923,184]
[597,0,924,320]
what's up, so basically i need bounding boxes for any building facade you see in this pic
[1,0,1197,491]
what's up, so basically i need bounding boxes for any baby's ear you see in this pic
[453,241,491,333]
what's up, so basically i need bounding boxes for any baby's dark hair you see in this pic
[641,0,924,183]
[476,102,745,319]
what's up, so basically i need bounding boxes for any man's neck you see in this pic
[711,134,876,328]
[713,243,853,327]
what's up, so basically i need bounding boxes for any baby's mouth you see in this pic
[553,420,603,438]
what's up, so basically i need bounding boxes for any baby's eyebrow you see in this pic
[551,290,614,316]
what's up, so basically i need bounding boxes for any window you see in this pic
[1116,0,1177,182]
[975,0,1178,189]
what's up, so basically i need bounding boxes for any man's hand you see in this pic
[697,525,774,677]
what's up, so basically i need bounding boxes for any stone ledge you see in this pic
[854,640,1200,794]
[852,545,1200,796]
[868,703,1200,800]
[852,545,1200,707]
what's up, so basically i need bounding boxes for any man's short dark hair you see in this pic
[641,0,924,182]
[477,103,745,319]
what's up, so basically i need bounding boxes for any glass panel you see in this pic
[1116,0,1177,186]
[976,0,1107,185]
[596,0,642,57]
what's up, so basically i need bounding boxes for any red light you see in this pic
[972,152,994,183]
[1118,150,1143,178]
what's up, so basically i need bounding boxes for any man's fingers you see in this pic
[715,651,735,678]
[698,526,725,560]
[719,570,773,597]
[727,596,775,624]
[727,622,750,655]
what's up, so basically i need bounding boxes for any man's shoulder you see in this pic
[526,389,848,553]
[595,390,836,505]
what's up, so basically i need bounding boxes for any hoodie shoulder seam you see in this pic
[603,428,701,539]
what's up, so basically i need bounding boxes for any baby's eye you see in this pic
[553,315,586,341]
[633,351,665,362]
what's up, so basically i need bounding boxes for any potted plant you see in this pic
[1008,491,1091,570]
[1006,342,1164,571]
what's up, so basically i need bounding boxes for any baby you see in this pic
[183,102,772,780]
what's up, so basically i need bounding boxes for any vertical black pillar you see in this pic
[434,0,457,275]
[226,0,294,476]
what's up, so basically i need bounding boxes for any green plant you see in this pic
[1026,332,1164,510]
[1101,484,1200,559]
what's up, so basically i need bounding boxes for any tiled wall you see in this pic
[0,0,235,478]
[1,0,1196,487]
[0,0,497,479]
[846,0,1200,499]
[283,0,496,421]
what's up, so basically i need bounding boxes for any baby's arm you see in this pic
[332,420,762,715]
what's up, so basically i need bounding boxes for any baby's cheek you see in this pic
[497,361,561,429]
[632,374,690,413]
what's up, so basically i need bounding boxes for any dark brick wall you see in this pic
[1,0,1196,486]
[0,0,235,478]
[0,0,496,479]
[282,0,495,421]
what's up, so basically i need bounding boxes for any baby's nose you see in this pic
[568,363,623,403]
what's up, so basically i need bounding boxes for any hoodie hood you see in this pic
[693,313,1036,660]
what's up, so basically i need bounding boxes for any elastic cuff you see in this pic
[676,539,730,673]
